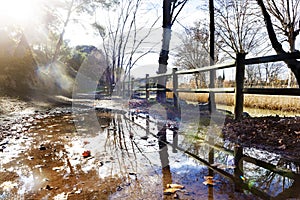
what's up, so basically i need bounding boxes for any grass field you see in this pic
[166,92,300,113]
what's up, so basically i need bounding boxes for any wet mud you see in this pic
[0,102,299,199]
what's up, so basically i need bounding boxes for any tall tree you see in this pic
[256,0,300,86]
[44,0,107,64]
[93,0,159,93]
[157,0,188,103]
[215,0,266,58]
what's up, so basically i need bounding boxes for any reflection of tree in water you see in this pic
[94,108,300,199]
[159,111,300,199]
[94,111,166,198]
[96,110,113,130]
[250,158,300,199]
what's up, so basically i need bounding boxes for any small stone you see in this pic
[45,185,53,190]
[116,186,123,191]
[39,145,46,150]
[75,189,82,194]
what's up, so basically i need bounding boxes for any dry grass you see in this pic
[166,81,299,112]
[178,93,209,103]
[177,93,300,112]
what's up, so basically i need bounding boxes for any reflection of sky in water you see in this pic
[0,137,33,165]
[243,162,294,197]
[1,110,299,199]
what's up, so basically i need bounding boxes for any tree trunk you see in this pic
[52,0,74,64]
[256,0,300,87]
[157,0,172,103]
[209,0,216,112]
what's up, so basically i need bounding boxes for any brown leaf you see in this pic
[82,150,91,158]
[167,183,185,189]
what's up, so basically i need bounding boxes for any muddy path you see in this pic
[0,103,260,200]
[0,108,128,199]
[0,97,299,199]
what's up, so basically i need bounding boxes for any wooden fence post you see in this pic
[234,146,243,192]
[146,74,149,102]
[234,53,246,120]
[209,70,216,113]
[172,68,178,110]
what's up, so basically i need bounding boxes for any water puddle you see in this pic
[0,106,299,199]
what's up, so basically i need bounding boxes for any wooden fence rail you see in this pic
[123,52,300,119]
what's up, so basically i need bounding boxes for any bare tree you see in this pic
[245,62,286,87]
[93,0,160,92]
[256,0,300,86]
[264,62,286,84]
[174,22,217,88]
[245,65,261,86]
[215,0,267,59]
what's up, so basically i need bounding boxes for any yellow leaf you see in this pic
[163,188,180,195]
[203,179,216,186]
[203,176,219,186]
[204,176,214,180]
[167,183,185,189]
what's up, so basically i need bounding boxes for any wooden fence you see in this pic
[123,52,300,120]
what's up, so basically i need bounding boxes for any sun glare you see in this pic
[0,0,39,26]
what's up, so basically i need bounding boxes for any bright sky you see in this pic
[0,0,38,24]
[64,0,207,47]
[0,0,48,32]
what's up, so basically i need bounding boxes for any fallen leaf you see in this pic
[204,176,213,180]
[82,150,91,158]
[203,176,219,186]
[203,180,216,186]
[167,183,185,189]
[52,166,64,171]
[163,188,180,195]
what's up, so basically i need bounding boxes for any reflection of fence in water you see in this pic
[122,110,300,199]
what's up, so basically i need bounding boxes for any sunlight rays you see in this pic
[0,0,40,26]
